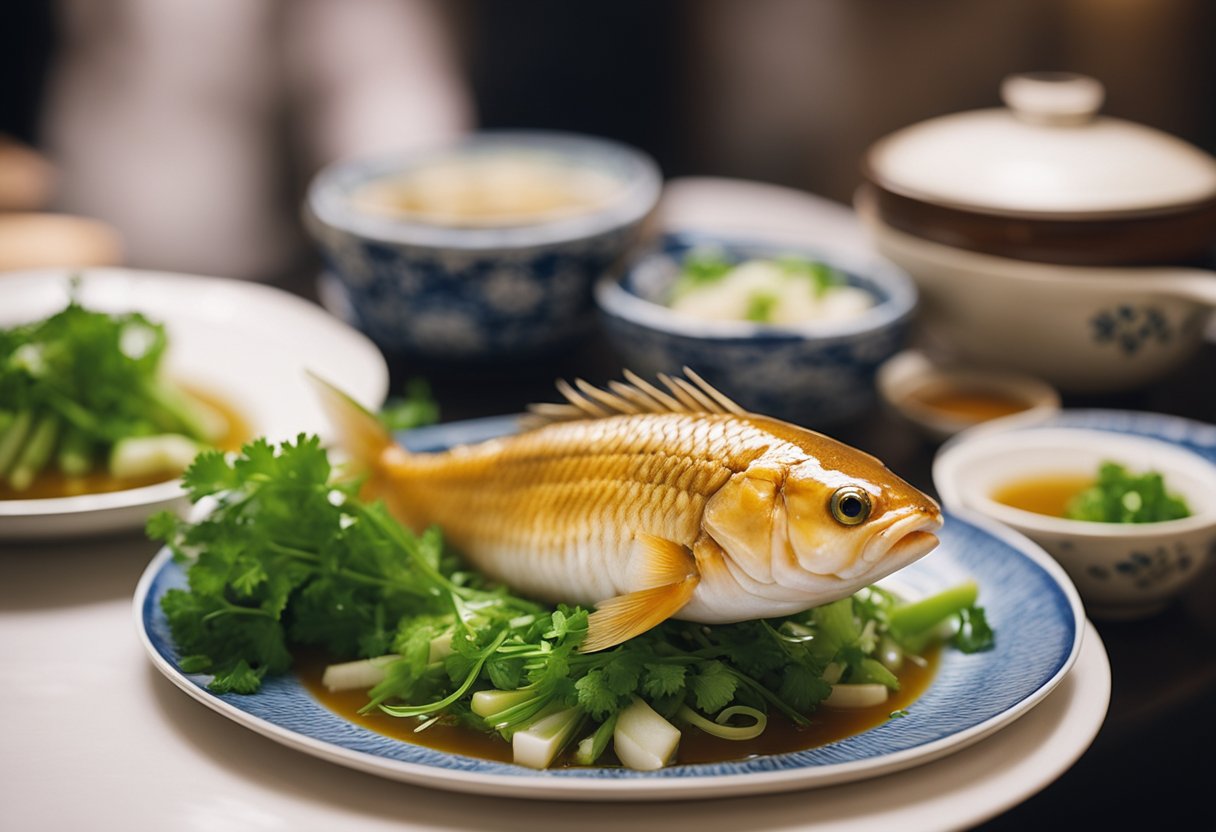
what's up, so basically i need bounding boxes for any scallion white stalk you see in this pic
[824,683,889,709]
[109,433,200,480]
[613,697,681,771]
[321,655,399,692]
[512,706,583,769]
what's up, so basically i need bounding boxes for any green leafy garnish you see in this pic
[151,437,993,767]
[0,280,226,490]
[1064,461,1191,523]
[666,251,735,305]
[951,606,995,654]
[677,251,734,286]
[744,292,779,323]
[378,379,439,432]
[776,256,844,297]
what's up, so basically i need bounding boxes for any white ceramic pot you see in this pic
[856,73,1216,392]
[857,196,1216,391]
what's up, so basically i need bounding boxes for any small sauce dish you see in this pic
[933,424,1216,620]
[877,350,1060,442]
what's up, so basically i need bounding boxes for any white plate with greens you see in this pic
[134,417,1085,801]
[0,268,388,539]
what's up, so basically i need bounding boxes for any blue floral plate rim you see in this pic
[134,417,1084,801]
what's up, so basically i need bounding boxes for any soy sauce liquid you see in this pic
[297,649,938,768]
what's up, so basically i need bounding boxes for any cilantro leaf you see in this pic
[180,449,237,499]
[778,663,831,713]
[209,660,266,695]
[575,669,626,719]
[642,663,686,698]
[690,661,737,714]
[952,606,996,653]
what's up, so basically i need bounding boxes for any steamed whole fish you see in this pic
[313,369,943,652]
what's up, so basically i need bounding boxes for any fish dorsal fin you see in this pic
[523,367,746,428]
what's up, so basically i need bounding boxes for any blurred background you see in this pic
[3,0,1215,286]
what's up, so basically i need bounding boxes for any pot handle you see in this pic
[1148,269,1216,307]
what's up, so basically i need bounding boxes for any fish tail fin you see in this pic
[307,370,396,473]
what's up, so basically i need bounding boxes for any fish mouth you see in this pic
[885,529,940,563]
[841,509,943,581]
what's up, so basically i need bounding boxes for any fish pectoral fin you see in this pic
[581,536,700,653]
[581,580,699,653]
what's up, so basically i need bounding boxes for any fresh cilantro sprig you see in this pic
[149,434,539,693]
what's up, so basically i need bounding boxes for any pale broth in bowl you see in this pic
[350,152,624,228]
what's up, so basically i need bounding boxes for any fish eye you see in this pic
[830,486,872,526]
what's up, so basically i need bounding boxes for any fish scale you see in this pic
[382,413,762,601]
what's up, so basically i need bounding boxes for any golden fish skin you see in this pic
[313,370,943,652]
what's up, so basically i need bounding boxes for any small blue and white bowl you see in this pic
[594,233,918,427]
[305,131,661,362]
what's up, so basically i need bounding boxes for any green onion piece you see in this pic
[888,580,978,646]
[574,712,620,766]
[57,426,94,477]
[8,411,60,491]
[678,704,767,741]
[745,292,779,323]
[0,409,34,477]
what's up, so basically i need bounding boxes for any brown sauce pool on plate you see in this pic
[297,648,938,768]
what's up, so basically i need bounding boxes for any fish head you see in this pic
[702,445,942,595]
[779,455,943,585]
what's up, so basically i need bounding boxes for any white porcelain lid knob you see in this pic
[1000,73,1105,126]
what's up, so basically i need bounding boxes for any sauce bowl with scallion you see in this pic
[933,423,1216,620]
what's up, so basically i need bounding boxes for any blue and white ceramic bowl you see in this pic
[594,233,918,427]
[305,131,662,361]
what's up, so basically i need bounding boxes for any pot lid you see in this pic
[865,73,1216,216]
